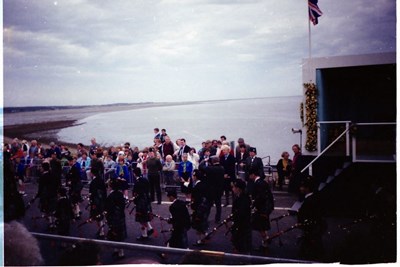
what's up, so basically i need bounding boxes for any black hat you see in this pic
[166,188,177,198]
[233,179,246,191]
[249,147,257,153]
[66,155,73,161]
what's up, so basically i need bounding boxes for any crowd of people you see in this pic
[4,127,323,264]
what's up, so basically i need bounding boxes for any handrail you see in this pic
[317,120,351,124]
[301,124,351,175]
[352,122,396,163]
[31,232,316,264]
[261,155,271,165]
[355,122,396,126]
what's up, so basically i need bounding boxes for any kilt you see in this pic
[39,196,57,213]
[107,220,127,242]
[134,196,153,223]
[251,211,271,231]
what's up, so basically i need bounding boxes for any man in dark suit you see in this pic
[176,138,191,162]
[220,145,236,206]
[249,169,274,252]
[199,156,225,223]
[165,189,191,249]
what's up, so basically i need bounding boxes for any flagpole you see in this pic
[308,0,312,82]
[308,0,312,60]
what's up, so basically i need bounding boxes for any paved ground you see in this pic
[17,179,386,265]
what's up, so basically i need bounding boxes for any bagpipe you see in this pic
[265,219,319,244]
[338,214,377,232]
[77,211,108,228]
[270,212,292,222]
[31,211,56,229]
[269,212,292,246]
[125,197,137,215]
[25,196,38,210]
[265,222,303,242]
[200,213,233,243]
[152,213,169,222]
[77,211,108,238]
[267,204,299,246]
[125,196,136,208]
[270,211,295,247]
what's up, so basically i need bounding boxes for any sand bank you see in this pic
[2,101,201,149]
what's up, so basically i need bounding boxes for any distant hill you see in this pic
[3,103,153,113]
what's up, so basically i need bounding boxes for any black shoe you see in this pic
[158,253,168,260]
[254,245,268,252]
[147,229,154,236]
[97,233,105,240]
[192,240,205,247]
[112,252,125,260]
[136,235,149,241]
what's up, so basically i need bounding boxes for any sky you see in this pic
[2,0,396,107]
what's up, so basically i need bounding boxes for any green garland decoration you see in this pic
[304,83,318,152]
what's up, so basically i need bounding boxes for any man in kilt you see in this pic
[190,169,210,246]
[89,168,107,239]
[105,179,127,260]
[54,187,74,247]
[132,167,155,241]
[35,162,58,230]
[248,169,274,251]
[231,179,252,254]
[65,156,83,219]
[297,176,326,261]
[165,189,191,249]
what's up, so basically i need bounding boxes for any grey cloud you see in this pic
[3,0,396,107]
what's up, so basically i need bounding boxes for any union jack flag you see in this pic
[309,0,323,25]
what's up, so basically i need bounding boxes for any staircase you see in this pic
[298,157,396,217]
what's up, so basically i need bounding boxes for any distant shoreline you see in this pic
[3,96,301,114]
[3,101,203,126]
[3,101,200,149]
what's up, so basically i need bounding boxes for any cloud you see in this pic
[3,0,396,106]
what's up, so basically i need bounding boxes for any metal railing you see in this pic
[302,121,396,176]
[31,232,315,264]
[302,122,351,176]
[317,121,351,156]
[351,122,396,163]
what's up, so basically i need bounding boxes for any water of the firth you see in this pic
[57,96,303,164]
